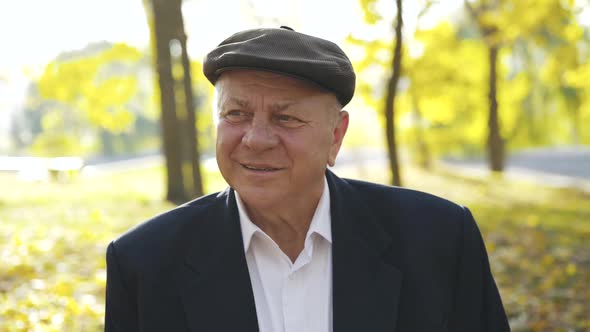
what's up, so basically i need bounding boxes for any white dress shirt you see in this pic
[235,178,333,332]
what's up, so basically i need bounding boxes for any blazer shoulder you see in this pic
[340,177,472,246]
[341,177,475,268]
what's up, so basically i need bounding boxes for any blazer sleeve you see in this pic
[447,207,510,332]
[105,241,139,332]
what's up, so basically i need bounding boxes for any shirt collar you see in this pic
[235,177,332,253]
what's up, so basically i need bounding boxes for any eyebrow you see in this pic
[269,101,297,113]
[224,97,251,109]
[222,97,298,112]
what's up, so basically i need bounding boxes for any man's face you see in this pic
[215,70,349,209]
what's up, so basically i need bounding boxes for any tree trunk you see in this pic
[487,45,504,172]
[410,91,431,169]
[567,95,581,144]
[100,129,116,156]
[147,0,205,203]
[384,0,404,187]
[465,0,505,173]
[151,0,186,203]
[178,31,204,197]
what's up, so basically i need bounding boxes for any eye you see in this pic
[274,114,305,127]
[222,110,251,123]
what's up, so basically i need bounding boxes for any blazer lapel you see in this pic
[327,171,403,332]
[176,189,259,332]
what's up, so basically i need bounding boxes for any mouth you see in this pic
[241,164,283,172]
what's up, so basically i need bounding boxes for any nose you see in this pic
[242,120,279,151]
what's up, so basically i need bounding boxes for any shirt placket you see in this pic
[282,239,313,332]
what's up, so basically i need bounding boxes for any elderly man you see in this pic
[105,27,509,332]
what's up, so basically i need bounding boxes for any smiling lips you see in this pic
[241,163,283,172]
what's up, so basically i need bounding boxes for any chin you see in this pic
[234,185,284,207]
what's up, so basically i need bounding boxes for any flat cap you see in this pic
[203,27,356,106]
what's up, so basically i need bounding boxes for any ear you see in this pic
[327,111,349,167]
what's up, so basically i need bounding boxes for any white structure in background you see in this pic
[0,156,84,181]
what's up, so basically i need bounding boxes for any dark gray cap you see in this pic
[203,26,356,106]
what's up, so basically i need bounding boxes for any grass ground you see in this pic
[0,164,588,331]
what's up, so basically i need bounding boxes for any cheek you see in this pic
[216,124,243,151]
[286,129,332,161]
[308,127,334,149]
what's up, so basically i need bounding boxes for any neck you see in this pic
[242,181,324,262]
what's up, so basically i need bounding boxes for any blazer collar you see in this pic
[176,188,259,332]
[326,170,403,332]
[177,171,402,332]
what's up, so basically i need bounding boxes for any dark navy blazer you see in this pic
[105,170,510,331]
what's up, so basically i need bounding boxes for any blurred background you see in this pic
[1,0,589,331]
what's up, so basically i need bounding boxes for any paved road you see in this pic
[444,146,590,180]
[333,146,590,192]
[441,146,590,192]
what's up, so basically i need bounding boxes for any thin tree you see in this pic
[407,1,436,170]
[384,0,404,186]
[178,32,204,201]
[465,0,504,172]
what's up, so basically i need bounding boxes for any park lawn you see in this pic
[0,165,589,331]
